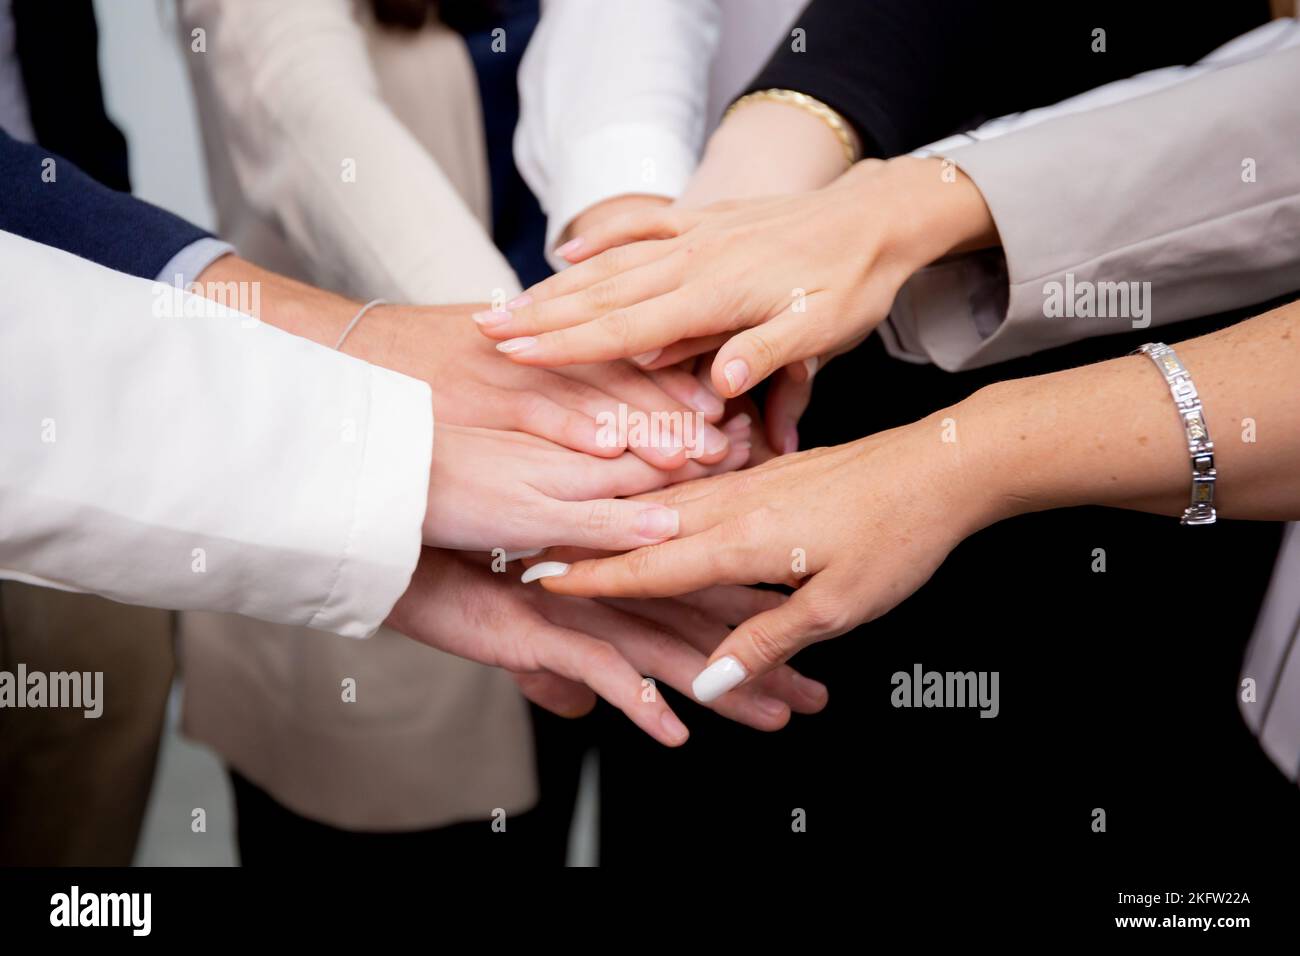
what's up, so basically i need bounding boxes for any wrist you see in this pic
[686,99,853,204]
[196,255,358,348]
[871,156,998,271]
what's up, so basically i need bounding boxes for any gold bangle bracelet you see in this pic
[723,88,860,166]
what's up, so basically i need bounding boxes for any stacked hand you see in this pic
[473,157,996,450]
[523,407,995,700]
[385,549,829,745]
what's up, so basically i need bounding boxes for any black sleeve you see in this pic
[745,0,1273,158]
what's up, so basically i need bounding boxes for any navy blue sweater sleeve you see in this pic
[0,128,211,280]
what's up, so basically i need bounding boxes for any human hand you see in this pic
[422,417,752,553]
[475,157,996,401]
[349,301,734,470]
[385,549,829,745]
[193,257,734,470]
[523,405,1002,699]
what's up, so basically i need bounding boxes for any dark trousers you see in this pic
[229,705,584,866]
[572,301,1299,870]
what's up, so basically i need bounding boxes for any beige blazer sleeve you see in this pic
[885,34,1300,372]
[179,0,519,303]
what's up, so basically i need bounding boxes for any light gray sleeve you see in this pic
[889,42,1300,372]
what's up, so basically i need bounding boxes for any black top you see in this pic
[746,0,1273,158]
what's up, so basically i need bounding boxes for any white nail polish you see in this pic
[692,655,747,703]
[521,561,569,584]
[503,548,544,563]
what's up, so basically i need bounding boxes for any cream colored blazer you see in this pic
[178,0,535,830]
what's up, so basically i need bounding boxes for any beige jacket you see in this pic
[883,20,1300,372]
[179,0,535,830]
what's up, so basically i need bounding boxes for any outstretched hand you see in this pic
[386,549,829,745]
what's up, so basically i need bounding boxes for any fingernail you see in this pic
[503,548,543,563]
[723,359,750,394]
[497,337,538,355]
[655,430,684,456]
[703,424,729,457]
[521,561,569,583]
[756,695,789,719]
[724,412,752,434]
[556,237,584,259]
[692,655,747,703]
[472,309,510,328]
[803,356,819,379]
[659,709,689,743]
[637,507,679,539]
[505,293,532,310]
[686,386,725,417]
[781,426,799,455]
[631,348,662,367]
[792,673,829,704]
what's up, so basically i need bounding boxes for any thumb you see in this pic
[711,297,833,398]
[689,579,848,702]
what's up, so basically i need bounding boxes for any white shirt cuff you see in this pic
[309,366,433,638]
[544,123,698,270]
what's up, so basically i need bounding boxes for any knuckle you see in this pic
[742,329,780,376]
[587,640,624,674]
[624,542,663,580]
[744,621,789,667]
[596,309,637,353]
[800,595,847,633]
[582,277,622,313]
[592,245,630,279]
[584,499,618,535]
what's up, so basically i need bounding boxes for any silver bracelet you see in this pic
[334,298,388,351]
[1135,342,1216,526]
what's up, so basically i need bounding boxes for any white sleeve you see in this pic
[515,0,721,268]
[180,0,518,303]
[0,231,432,639]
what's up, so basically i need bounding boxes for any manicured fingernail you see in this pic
[692,655,747,703]
[723,359,749,394]
[556,237,584,259]
[503,548,543,562]
[782,426,799,455]
[703,424,729,456]
[505,293,532,310]
[497,337,538,354]
[686,386,725,417]
[637,507,679,539]
[631,348,662,367]
[660,709,689,743]
[792,673,829,704]
[472,309,510,328]
[756,695,789,719]
[803,356,819,379]
[521,561,569,583]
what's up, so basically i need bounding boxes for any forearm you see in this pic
[195,255,413,372]
[1,233,429,637]
[964,300,1300,524]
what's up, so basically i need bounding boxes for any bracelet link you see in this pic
[1135,342,1217,526]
